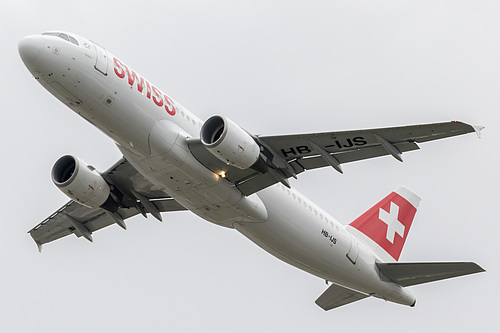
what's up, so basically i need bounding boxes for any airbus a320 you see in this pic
[19,31,485,310]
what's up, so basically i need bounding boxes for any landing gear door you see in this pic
[346,234,360,265]
[93,42,108,76]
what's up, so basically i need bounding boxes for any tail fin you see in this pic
[347,186,420,262]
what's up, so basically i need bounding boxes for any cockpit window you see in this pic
[68,36,79,46]
[42,32,80,46]
[58,33,70,42]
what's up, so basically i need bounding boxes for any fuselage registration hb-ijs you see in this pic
[19,31,484,310]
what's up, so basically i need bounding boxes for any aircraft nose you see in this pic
[18,35,44,64]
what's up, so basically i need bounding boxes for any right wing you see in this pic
[188,121,480,196]
[29,158,186,251]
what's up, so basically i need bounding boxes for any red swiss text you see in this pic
[113,57,176,116]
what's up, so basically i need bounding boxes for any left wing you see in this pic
[29,158,187,251]
[188,121,479,195]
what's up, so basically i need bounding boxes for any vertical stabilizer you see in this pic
[346,187,420,262]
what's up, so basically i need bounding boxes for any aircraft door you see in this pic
[346,234,360,264]
[93,42,108,75]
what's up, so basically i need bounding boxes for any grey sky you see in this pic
[2,1,499,332]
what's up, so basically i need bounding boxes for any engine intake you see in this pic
[52,155,117,211]
[201,116,260,169]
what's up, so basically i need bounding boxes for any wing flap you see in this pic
[236,172,278,196]
[377,262,485,287]
[315,283,369,311]
[296,141,420,170]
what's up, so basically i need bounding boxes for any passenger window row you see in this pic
[280,184,338,230]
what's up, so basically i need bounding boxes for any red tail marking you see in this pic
[349,192,417,261]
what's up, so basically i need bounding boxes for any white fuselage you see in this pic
[20,33,415,306]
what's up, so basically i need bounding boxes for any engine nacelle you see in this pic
[52,155,115,210]
[201,116,260,169]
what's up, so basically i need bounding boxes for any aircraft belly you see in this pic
[119,136,268,227]
[237,185,355,278]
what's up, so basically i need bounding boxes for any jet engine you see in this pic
[52,155,117,211]
[200,116,260,169]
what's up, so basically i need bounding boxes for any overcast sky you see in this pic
[2,1,499,332]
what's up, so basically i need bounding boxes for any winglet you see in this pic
[35,241,43,253]
[473,126,485,139]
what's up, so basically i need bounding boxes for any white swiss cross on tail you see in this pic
[379,202,405,243]
[347,187,421,261]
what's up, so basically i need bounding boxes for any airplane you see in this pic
[19,31,485,310]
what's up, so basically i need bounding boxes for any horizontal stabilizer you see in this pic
[377,262,485,287]
[315,283,369,311]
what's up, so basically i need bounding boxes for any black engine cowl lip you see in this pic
[200,115,228,148]
[51,155,79,187]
